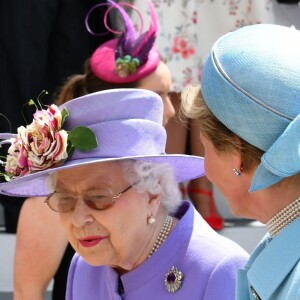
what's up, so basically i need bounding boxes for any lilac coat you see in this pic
[66,201,249,299]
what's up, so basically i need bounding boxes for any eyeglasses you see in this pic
[45,185,133,213]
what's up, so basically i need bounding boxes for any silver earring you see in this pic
[148,216,156,224]
[233,168,241,176]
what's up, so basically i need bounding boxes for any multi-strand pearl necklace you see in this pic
[148,215,173,258]
[267,196,300,238]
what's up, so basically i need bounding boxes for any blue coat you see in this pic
[66,201,249,299]
[236,217,300,299]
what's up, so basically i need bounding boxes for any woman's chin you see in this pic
[81,254,107,266]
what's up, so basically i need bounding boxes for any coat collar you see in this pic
[120,201,195,292]
[241,217,300,299]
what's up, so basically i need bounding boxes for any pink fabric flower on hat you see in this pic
[5,136,28,177]
[33,104,63,132]
[5,104,68,178]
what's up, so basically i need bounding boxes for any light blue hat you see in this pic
[201,24,300,192]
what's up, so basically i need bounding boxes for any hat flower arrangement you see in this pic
[115,55,140,78]
[1,91,97,181]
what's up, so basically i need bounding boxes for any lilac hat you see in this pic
[0,89,204,197]
[201,24,300,192]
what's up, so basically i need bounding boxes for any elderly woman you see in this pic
[0,88,248,299]
[181,24,300,299]
[13,1,176,298]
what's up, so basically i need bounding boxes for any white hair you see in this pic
[46,172,57,192]
[120,160,182,215]
[46,160,182,214]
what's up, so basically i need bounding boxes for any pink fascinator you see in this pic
[85,0,160,83]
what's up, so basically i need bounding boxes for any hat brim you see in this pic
[0,155,204,197]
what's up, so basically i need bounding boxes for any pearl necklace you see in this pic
[267,196,300,238]
[148,215,173,258]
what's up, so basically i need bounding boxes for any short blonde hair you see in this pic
[180,85,263,172]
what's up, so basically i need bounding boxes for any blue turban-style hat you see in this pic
[201,24,300,192]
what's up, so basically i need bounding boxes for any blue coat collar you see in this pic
[238,217,300,299]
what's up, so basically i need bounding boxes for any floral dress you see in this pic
[128,0,274,92]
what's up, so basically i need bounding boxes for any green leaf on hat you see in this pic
[66,143,75,157]
[61,108,69,126]
[4,174,11,181]
[68,126,98,152]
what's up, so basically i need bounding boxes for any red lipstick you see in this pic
[79,236,105,248]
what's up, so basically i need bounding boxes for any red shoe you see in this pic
[188,186,224,231]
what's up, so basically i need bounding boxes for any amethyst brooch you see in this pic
[164,266,184,293]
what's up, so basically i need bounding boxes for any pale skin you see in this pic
[138,61,175,126]
[14,197,68,300]
[13,61,175,299]
[200,132,300,223]
[56,162,175,272]
[165,93,218,217]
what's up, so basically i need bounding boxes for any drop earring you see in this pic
[148,216,156,224]
[233,168,241,176]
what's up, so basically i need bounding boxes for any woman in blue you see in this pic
[181,24,300,299]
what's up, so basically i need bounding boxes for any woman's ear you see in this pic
[147,193,161,218]
[231,135,243,173]
[230,136,255,191]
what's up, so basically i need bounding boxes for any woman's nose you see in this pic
[163,96,175,126]
[71,197,95,228]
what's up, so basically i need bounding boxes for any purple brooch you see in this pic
[164,266,184,293]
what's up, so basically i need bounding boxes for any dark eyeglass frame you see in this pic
[44,185,133,213]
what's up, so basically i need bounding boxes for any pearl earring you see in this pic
[148,216,156,224]
[233,168,241,176]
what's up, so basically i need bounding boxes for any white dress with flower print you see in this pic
[128,0,274,92]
